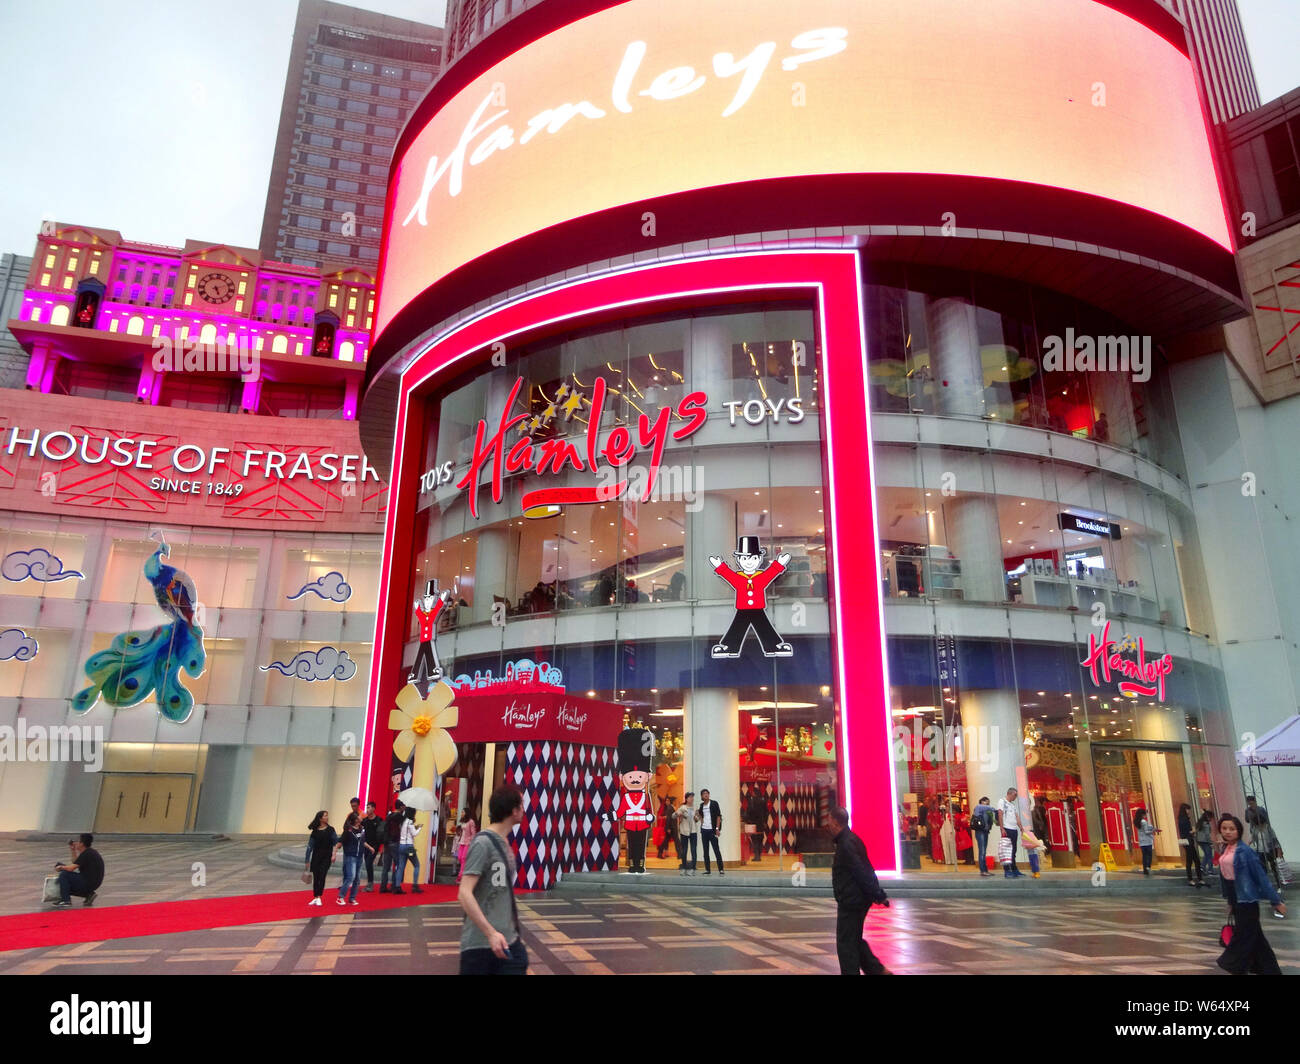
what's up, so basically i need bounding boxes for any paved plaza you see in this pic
[0,835,1294,975]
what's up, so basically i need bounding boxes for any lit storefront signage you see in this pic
[1081,622,1173,701]
[1058,512,1121,540]
[377,0,1232,342]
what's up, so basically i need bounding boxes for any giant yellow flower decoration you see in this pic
[390,681,459,786]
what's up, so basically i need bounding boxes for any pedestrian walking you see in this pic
[697,788,724,875]
[1245,796,1282,888]
[970,795,994,876]
[361,801,384,891]
[305,810,340,906]
[676,791,699,876]
[337,811,372,906]
[1178,802,1204,886]
[1134,808,1159,875]
[454,808,477,881]
[825,806,891,975]
[997,788,1024,878]
[381,801,406,893]
[458,785,528,975]
[1216,813,1285,975]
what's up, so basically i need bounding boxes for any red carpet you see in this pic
[0,886,459,952]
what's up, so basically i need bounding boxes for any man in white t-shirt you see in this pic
[997,788,1025,878]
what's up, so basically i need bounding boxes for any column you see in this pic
[684,687,742,864]
[687,491,734,603]
[470,524,517,623]
[943,495,1004,602]
[924,296,984,418]
[959,689,1026,862]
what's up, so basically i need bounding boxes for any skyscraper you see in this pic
[259,1,444,272]
[1171,0,1261,123]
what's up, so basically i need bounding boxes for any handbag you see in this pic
[1219,916,1234,948]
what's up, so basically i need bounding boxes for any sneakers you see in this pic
[719,869,725,876]
[710,645,738,659]
[1032,873,1041,879]
[687,869,696,877]
[308,897,322,907]
[412,887,423,894]
[50,899,70,908]
[364,885,374,893]
[391,888,405,895]
[349,898,359,906]
[703,870,712,875]
[379,886,389,894]
[83,891,97,906]
[336,897,347,905]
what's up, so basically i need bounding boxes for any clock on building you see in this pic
[196,271,237,305]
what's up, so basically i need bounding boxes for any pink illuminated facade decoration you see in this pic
[11,224,375,420]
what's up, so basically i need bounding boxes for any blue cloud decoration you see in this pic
[287,571,352,603]
[0,628,38,662]
[72,532,206,723]
[2,548,84,583]
[260,646,357,682]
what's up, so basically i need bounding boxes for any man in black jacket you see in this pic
[826,807,891,975]
[362,801,385,892]
[381,801,406,893]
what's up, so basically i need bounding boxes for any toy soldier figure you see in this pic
[709,535,793,658]
[410,579,452,685]
[602,728,656,874]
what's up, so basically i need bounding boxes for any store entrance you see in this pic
[1090,743,1192,867]
[92,773,193,833]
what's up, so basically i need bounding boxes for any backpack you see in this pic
[971,810,989,833]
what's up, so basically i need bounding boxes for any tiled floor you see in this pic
[2,890,1295,976]
[2,836,1293,975]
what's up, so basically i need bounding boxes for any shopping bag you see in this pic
[42,875,60,903]
[1276,858,1293,885]
[997,837,1012,865]
[1021,831,1042,850]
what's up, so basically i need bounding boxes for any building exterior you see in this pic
[0,253,33,389]
[259,0,443,272]
[443,0,540,68]
[359,0,1260,885]
[0,224,388,834]
[1172,0,1261,124]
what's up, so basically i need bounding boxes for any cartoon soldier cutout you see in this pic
[409,579,452,686]
[709,535,793,658]
[601,728,656,874]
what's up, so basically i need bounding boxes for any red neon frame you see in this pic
[359,249,899,872]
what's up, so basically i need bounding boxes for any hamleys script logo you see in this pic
[1080,622,1173,700]
[456,375,707,516]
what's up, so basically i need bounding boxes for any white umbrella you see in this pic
[398,786,438,811]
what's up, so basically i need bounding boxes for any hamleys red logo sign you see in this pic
[454,375,707,517]
[1080,622,1173,700]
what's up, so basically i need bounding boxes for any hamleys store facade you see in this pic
[358,0,1248,884]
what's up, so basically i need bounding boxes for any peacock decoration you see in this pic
[72,531,206,723]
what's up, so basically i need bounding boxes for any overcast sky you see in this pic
[0,0,1295,259]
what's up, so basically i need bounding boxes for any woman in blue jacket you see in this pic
[1217,814,1286,975]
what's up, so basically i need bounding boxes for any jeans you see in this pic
[339,854,362,902]
[835,905,886,975]
[398,843,420,888]
[701,829,723,872]
[975,830,989,870]
[58,870,92,903]
[1027,847,1040,874]
[679,833,698,870]
[1140,845,1153,873]
[459,937,528,975]
[383,843,401,889]
[1003,828,1019,872]
[1199,842,1214,874]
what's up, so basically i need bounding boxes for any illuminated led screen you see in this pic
[376,0,1231,340]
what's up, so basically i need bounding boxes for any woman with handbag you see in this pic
[305,810,340,907]
[1216,813,1285,975]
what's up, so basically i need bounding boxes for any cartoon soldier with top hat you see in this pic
[709,536,793,658]
[601,728,656,874]
[409,579,452,686]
